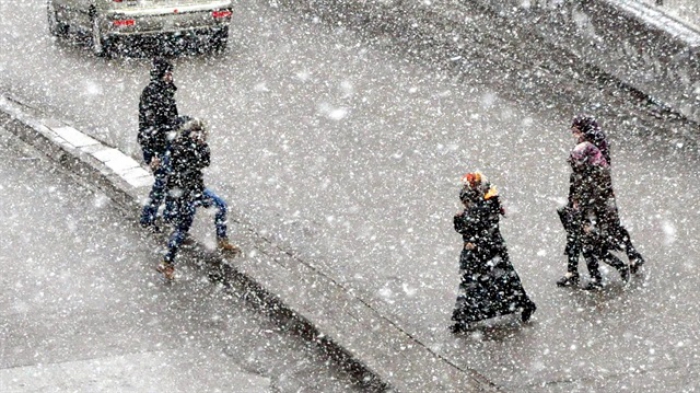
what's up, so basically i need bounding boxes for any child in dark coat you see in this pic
[156,118,240,280]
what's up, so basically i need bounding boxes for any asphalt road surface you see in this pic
[0,128,365,392]
[2,0,700,391]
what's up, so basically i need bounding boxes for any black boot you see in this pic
[620,264,631,283]
[582,280,603,291]
[619,226,645,274]
[582,255,603,290]
[604,252,630,283]
[557,252,581,287]
[450,322,469,334]
[521,301,537,323]
[630,257,645,274]
[629,252,645,274]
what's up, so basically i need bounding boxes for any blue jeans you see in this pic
[163,188,229,264]
[139,159,167,227]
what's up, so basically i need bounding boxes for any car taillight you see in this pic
[212,10,232,18]
[113,19,135,26]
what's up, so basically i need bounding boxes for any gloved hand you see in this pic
[149,156,161,172]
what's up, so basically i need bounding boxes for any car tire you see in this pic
[47,0,68,37]
[91,9,111,57]
[211,26,229,53]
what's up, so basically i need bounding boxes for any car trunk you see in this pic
[100,0,231,36]
[104,0,232,13]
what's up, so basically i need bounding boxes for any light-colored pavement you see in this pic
[3,0,700,391]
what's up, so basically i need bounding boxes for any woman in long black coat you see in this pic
[451,173,537,333]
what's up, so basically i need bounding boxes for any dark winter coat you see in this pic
[567,141,621,250]
[163,135,211,201]
[587,128,610,166]
[452,193,533,325]
[454,203,491,253]
[568,142,613,209]
[138,79,178,164]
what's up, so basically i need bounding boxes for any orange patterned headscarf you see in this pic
[461,172,482,188]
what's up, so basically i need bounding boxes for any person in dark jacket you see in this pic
[138,57,179,230]
[570,114,645,273]
[451,172,536,333]
[557,130,630,290]
[156,118,241,280]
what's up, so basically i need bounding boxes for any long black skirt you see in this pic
[452,248,534,325]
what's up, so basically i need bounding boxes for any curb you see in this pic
[0,93,503,392]
[471,0,700,125]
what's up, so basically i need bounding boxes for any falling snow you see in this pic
[1,0,700,392]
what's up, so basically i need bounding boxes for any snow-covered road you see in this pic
[2,0,700,391]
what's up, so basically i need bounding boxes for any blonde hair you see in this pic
[181,117,205,132]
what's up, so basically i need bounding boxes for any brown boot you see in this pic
[218,238,241,255]
[156,261,175,280]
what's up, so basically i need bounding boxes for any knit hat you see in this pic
[571,114,599,137]
[151,57,174,80]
